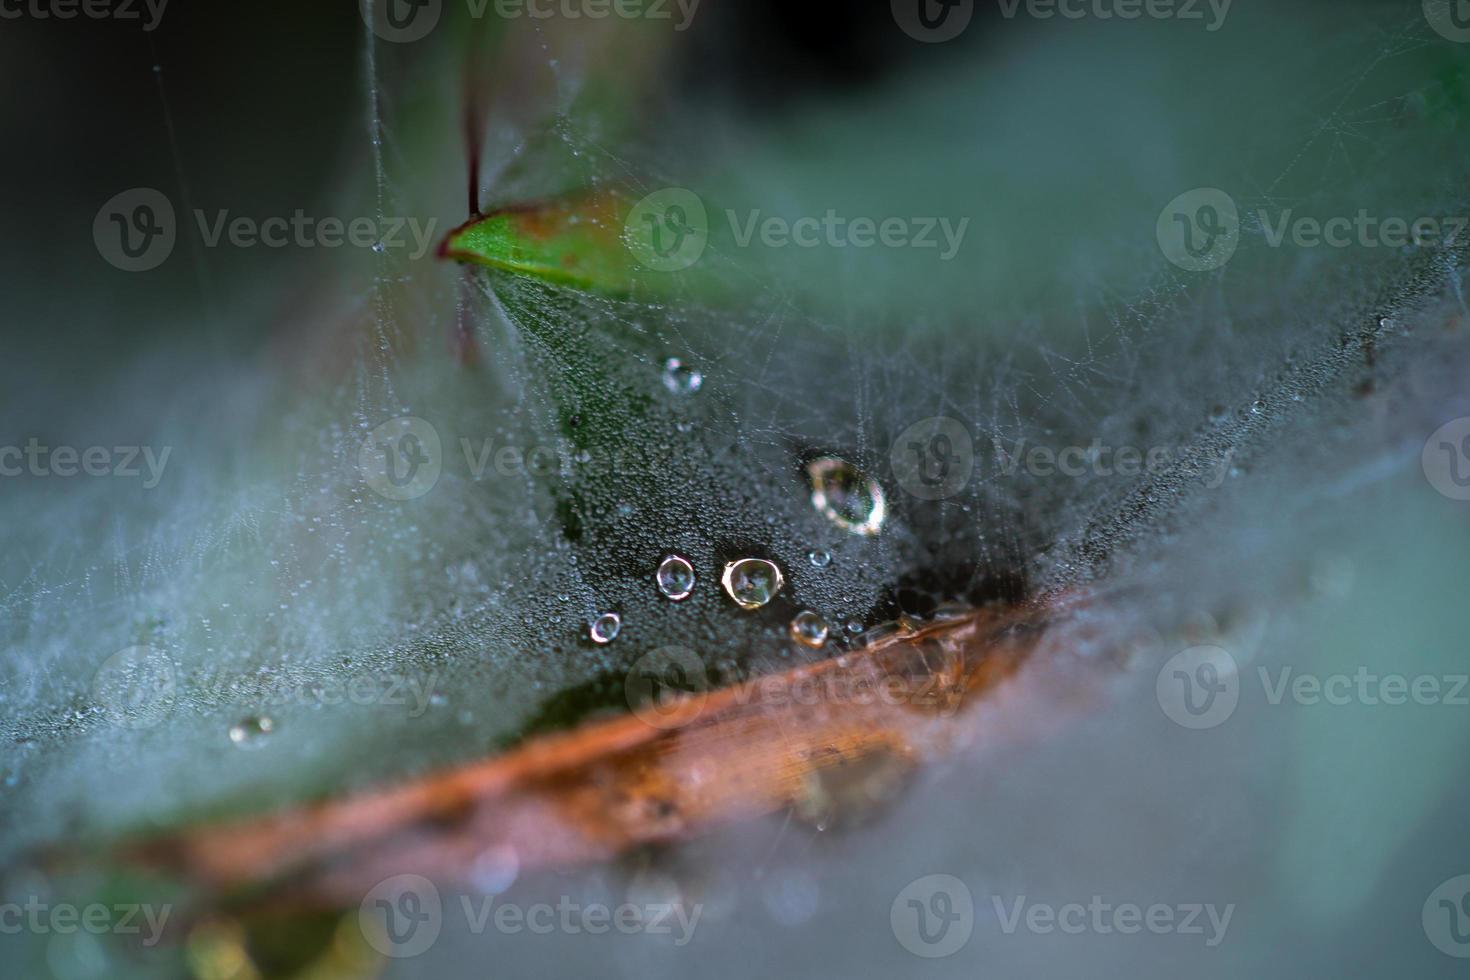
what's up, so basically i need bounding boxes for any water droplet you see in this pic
[590,612,622,644]
[661,357,703,394]
[790,611,829,648]
[470,844,520,894]
[228,715,274,748]
[721,558,785,610]
[808,549,831,568]
[370,240,386,254]
[806,457,886,535]
[655,555,696,601]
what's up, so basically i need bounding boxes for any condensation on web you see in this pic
[1,4,1467,860]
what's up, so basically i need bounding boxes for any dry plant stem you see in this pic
[134,603,1056,906]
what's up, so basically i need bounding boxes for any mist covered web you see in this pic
[2,12,1469,969]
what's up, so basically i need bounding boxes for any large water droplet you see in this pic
[790,610,829,648]
[721,558,785,610]
[655,554,696,600]
[590,612,622,644]
[661,357,703,394]
[806,457,886,535]
[228,715,274,748]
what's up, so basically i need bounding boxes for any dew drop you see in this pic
[806,457,886,535]
[790,611,829,648]
[655,555,696,601]
[661,357,703,394]
[808,549,831,568]
[228,715,274,748]
[721,558,785,610]
[590,612,622,644]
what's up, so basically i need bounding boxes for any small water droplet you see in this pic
[590,612,622,644]
[371,240,386,254]
[656,555,696,601]
[808,549,831,568]
[228,715,274,748]
[661,357,703,394]
[806,457,886,535]
[470,844,520,894]
[790,611,829,648]
[721,558,785,610]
